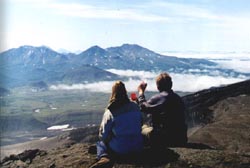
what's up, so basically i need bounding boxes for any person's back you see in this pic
[150,90,187,146]
[106,101,143,154]
[91,81,143,168]
[138,73,187,148]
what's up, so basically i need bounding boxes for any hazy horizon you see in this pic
[2,44,250,59]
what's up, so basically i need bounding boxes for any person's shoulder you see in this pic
[104,108,113,116]
[169,91,184,103]
[171,90,182,99]
[127,101,140,111]
[110,101,139,116]
[158,90,181,100]
[145,92,166,104]
[152,92,167,99]
[102,108,114,120]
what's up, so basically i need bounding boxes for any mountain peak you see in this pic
[19,45,51,51]
[107,43,146,51]
[87,45,105,51]
[12,45,60,56]
[120,43,142,48]
[79,45,107,56]
[20,45,34,49]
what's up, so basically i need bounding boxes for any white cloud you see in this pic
[50,69,247,93]
[9,0,54,2]
[212,59,250,73]
[49,78,157,93]
[47,3,170,22]
[50,82,113,92]
[106,69,157,79]
[160,51,250,59]
[147,1,219,21]
[171,73,244,92]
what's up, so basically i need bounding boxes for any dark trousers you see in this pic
[142,124,187,148]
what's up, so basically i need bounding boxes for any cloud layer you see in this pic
[212,59,250,73]
[50,68,247,93]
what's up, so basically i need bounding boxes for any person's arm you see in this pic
[99,109,113,143]
[138,93,165,113]
[137,81,165,113]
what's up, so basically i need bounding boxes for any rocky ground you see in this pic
[189,94,250,153]
[1,80,250,168]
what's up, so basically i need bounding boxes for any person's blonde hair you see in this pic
[109,81,129,104]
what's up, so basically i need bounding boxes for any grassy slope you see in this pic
[1,87,110,130]
[0,87,188,146]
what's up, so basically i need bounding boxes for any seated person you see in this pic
[138,73,187,148]
[91,81,143,168]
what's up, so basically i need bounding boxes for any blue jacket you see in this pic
[99,101,143,154]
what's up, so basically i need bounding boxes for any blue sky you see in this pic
[1,0,250,54]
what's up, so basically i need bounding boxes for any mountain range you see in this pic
[0,44,249,88]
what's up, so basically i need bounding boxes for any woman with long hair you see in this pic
[91,81,143,167]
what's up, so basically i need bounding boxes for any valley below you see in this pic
[1,80,250,168]
[1,86,173,146]
[0,88,109,146]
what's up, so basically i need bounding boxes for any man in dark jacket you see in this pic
[138,72,187,148]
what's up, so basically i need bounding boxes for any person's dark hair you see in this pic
[108,81,129,111]
[156,72,172,92]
